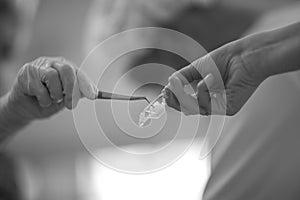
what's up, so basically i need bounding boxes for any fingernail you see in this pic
[57,98,63,103]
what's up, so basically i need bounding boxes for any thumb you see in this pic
[77,70,98,100]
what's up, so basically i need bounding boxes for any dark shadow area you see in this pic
[127,4,258,86]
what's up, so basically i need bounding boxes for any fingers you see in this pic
[196,74,214,115]
[172,54,216,87]
[163,86,181,112]
[165,76,199,115]
[164,50,228,116]
[22,63,53,107]
[174,64,202,85]
[192,54,219,79]
[163,65,198,113]
[42,57,98,109]
[51,61,78,109]
[34,84,53,108]
[163,56,212,113]
[20,57,81,110]
[18,57,97,112]
[164,73,216,115]
[40,67,63,103]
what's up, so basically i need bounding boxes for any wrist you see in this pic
[0,92,31,135]
[237,22,300,79]
[231,31,280,81]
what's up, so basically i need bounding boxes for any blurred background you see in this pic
[1,0,300,199]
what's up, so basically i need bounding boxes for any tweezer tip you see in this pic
[144,98,150,104]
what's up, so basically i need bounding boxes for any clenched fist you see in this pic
[6,57,97,120]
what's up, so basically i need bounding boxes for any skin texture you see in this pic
[0,57,97,139]
[163,42,264,116]
[164,21,300,116]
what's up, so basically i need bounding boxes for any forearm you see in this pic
[237,21,300,78]
[0,93,30,142]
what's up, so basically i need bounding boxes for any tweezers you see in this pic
[97,91,150,103]
[143,93,164,110]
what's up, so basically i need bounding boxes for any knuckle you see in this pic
[35,57,47,65]
[32,57,41,64]
[22,63,33,73]
[23,62,31,69]
[37,56,47,61]
[56,57,66,62]
[17,64,28,78]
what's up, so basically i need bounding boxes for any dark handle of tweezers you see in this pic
[97,91,150,103]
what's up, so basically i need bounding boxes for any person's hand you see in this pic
[163,39,268,116]
[6,57,97,120]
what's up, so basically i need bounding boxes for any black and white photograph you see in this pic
[0,0,300,199]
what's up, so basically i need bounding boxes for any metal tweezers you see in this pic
[143,93,164,110]
[97,91,150,103]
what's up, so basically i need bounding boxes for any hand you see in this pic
[163,39,267,116]
[6,57,97,120]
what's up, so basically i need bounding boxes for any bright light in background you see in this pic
[76,140,210,200]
